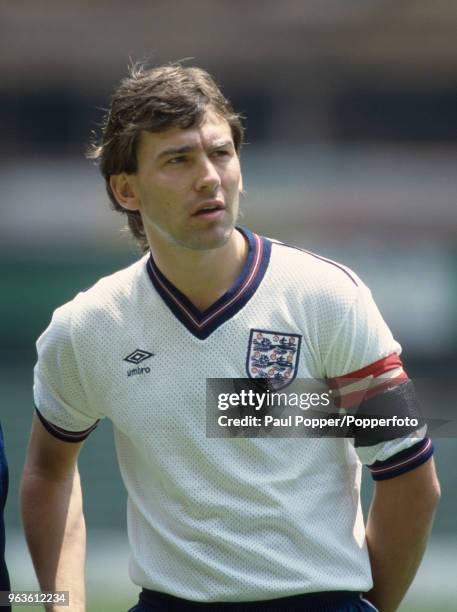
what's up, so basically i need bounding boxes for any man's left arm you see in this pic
[364,457,440,612]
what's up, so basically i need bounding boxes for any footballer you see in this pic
[21,63,440,612]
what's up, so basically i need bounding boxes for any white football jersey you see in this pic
[34,227,431,602]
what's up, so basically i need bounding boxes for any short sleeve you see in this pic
[322,281,401,379]
[34,303,101,442]
[322,279,432,477]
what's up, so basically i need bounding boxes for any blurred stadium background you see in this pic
[1,1,456,610]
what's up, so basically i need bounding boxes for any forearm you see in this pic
[364,463,440,612]
[21,467,86,612]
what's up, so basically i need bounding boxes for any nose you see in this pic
[194,156,221,193]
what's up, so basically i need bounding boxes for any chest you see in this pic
[81,294,321,441]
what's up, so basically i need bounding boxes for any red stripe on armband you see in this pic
[327,354,409,409]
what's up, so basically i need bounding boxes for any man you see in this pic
[22,64,440,612]
[0,421,11,610]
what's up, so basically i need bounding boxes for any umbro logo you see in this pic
[124,349,154,377]
[124,349,155,365]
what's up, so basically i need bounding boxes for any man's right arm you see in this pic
[21,414,86,612]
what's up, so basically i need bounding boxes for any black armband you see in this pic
[353,380,425,447]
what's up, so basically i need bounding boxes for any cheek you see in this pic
[223,164,241,191]
[139,185,173,211]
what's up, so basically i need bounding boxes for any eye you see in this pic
[212,149,232,159]
[167,155,188,165]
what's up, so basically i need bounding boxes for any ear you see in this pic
[110,173,140,211]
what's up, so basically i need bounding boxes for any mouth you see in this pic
[191,200,226,219]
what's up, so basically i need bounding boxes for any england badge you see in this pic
[246,329,302,389]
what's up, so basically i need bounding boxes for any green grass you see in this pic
[9,596,133,612]
[87,597,135,612]
[13,595,455,612]
[83,598,455,612]
[400,609,456,612]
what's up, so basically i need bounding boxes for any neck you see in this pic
[148,228,248,311]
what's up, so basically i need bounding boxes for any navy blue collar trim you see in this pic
[146,227,271,340]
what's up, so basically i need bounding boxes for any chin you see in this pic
[182,223,235,251]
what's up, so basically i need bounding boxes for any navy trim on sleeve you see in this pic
[368,437,434,481]
[35,408,99,443]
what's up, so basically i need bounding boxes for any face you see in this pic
[120,110,242,252]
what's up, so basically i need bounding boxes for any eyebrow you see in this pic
[157,140,234,160]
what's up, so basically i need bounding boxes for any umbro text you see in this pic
[127,366,151,377]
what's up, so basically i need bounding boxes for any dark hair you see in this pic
[87,62,244,251]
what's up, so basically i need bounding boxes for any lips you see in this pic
[191,200,225,216]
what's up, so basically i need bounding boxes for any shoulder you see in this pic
[66,254,147,317]
[39,254,149,348]
[265,236,363,312]
[260,235,399,376]
[270,237,359,287]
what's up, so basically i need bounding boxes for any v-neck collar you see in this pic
[146,227,271,339]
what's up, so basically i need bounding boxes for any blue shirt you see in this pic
[0,422,10,595]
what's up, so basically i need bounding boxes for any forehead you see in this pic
[137,111,234,161]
